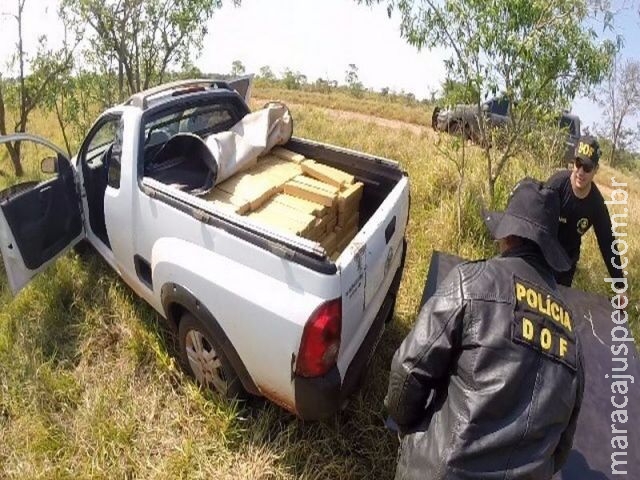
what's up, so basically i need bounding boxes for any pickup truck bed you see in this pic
[143,135,404,270]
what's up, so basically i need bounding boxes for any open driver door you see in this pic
[0,134,85,294]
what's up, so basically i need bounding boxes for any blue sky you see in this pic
[572,1,640,134]
[1,0,638,132]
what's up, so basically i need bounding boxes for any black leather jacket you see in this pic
[387,247,584,480]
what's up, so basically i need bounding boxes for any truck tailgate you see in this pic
[337,175,409,374]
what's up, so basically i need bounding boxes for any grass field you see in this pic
[0,87,638,479]
[253,85,434,127]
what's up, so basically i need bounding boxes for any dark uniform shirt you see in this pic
[545,170,624,280]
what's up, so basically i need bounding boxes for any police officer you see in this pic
[386,178,584,480]
[545,135,625,287]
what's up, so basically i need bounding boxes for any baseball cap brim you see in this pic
[575,153,596,169]
[483,209,571,272]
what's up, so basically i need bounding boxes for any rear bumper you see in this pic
[293,238,407,421]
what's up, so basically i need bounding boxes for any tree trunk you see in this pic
[486,153,495,207]
[54,100,72,157]
[610,142,617,167]
[610,114,625,167]
[8,142,23,177]
[488,176,495,207]
[118,59,124,102]
[456,152,465,254]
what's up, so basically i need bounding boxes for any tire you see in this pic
[385,295,397,324]
[449,121,473,140]
[447,121,462,136]
[73,239,96,259]
[178,312,245,399]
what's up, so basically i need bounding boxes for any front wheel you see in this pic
[178,312,245,398]
[73,239,96,259]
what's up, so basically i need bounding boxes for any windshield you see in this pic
[559,116,578,135]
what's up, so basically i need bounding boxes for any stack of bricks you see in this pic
[201,147,363,260]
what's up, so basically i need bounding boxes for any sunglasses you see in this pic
[574,159,594,173]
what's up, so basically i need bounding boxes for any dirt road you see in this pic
[254,97,433,137]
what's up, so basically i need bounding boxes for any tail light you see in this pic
[296,298,342,378]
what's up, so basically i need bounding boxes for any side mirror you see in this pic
[41,156,58,174]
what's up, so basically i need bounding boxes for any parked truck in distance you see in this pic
[432,96,581,162]
[0,78,410,420]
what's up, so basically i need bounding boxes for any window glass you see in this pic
[83,119,120,166]
[107,118,125,188]
[144,104,237,144]
[493,98,509,116]
[142,103,239,168]
[86,122,117,160]
[80,116,122,190]
[0,140,65,191]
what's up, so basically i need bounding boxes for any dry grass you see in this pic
[253,86,434,127]
[0,89,637,479]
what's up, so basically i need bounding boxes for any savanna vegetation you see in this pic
[1,0,638,478]
[0,85,637,479]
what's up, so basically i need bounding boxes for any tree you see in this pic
[440,78,479,105]
[41,69,115,157]
[597,135,640,171]
[594,55,640,166]
[345,63,359,85]
[360,0,614,204]
[345,63,364,97]
[230,59,245,77]
[258,65,275,81]
[282,68,306,90]
[313,77,332,94]
[0,0,76,176]
[62,0,238,100]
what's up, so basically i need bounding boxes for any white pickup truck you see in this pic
[0,79,409,420]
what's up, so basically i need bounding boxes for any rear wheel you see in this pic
[178,312,245,398]
[72,239,95,259]
[385,295,397,324]
[447,121,461,136]
[448,121,471,140]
